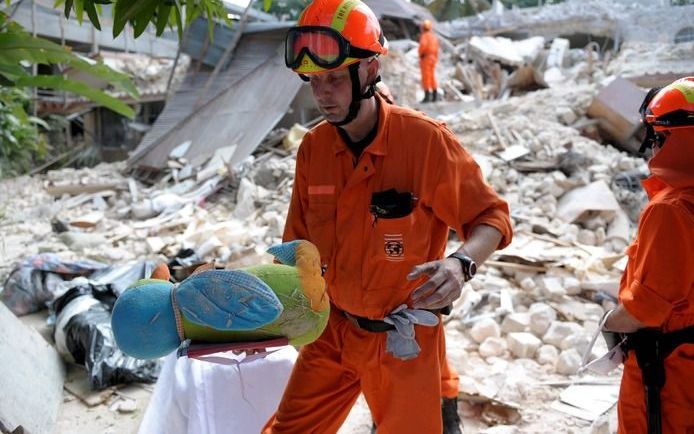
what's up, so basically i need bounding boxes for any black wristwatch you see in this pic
[447,252,477,282]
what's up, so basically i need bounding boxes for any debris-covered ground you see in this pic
[1,23,692,434]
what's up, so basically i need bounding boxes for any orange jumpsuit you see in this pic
[617,129,694,434]
[263,95,512,434]
[419,29,439,92]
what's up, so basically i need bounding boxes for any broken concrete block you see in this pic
[555,348,582,375]
[556,180,621,223]
[577,229,597,246]
[560,333,592,355]
[542,321,583,347]
[507,332,542,359]
[470,318,501,344]
[583,303,605,322]
[546,38,569,69]
[595,226,607,245]
[536,344,559,366]
[283,123,309,151]
[556,107,577,125]
[0,303,65,434]
[479,337,508,358]
[562,276,581,296]
[501,312,530,334]
[539,276,566,299]
[59,231,109,251]
[520,276,536,291]
[587,76,646,154]
[529,303,557,336]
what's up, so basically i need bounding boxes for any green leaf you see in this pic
[0,32,138,98]
[132,0,159,37]
[204,1,214,40]
[113,0,158,38]
[173,4,183,40]
[263,0,272,12]
[29,116,50,129]
[15,75,135,118]
[75,0,84,24]
[112,0,138,37]
[155,3,172,36]
[185,0,194,24]
[0,63,26,81]
[64,0,74,19]
[84,0,101,30]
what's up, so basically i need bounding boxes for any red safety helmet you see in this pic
[639,77,694,153]
[285,0,388,76]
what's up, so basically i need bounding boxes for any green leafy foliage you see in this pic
[55,0,231,40]
[0,12,138,117]
[0,87,48,178]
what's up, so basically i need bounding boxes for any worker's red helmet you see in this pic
[639,77,694,153]
[285,0,388,76]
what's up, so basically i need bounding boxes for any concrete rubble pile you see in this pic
[0,28,678,434]
[606,41,694,81]
[381,29,609,108]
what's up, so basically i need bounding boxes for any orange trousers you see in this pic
[420,56,437,92]
[262,308,457,434]
[618,349,694,434]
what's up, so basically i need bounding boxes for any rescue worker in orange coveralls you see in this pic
[418,19,439,103]
[371,80,466,434]
[602,77,694,434]
[263,0,512,433]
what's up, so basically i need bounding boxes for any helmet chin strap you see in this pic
[329,62,381,127]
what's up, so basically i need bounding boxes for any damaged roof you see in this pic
[127,25,302,171]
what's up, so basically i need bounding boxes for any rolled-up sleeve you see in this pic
[423,127,513,249]
[620,202,694,327]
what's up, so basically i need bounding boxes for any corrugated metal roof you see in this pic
[128,29,302,170]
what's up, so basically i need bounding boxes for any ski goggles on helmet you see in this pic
[285,26,379,72]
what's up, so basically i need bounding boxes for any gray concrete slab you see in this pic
[0,303,65,434]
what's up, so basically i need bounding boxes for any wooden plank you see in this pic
[45,182,127,196]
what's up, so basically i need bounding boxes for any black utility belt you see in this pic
[625,325,694,356]
[341,305,452,333]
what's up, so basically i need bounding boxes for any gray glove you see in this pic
[383,304,439,360]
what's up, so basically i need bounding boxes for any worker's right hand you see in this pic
[408,258,464,310]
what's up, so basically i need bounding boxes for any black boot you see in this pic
[421,90,431,103]
[442,397,463,434]
[431,90,438,102]
[371,423,377,433]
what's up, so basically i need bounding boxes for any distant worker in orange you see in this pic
[601,77,694,434]
[263,0,512,433]
[418,19,439,103]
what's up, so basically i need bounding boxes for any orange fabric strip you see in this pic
[308,185,336,195]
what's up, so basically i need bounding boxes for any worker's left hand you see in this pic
[408,258,464,310]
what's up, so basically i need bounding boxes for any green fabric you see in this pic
[183,263,329,346]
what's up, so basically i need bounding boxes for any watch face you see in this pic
[468,262,477,277]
